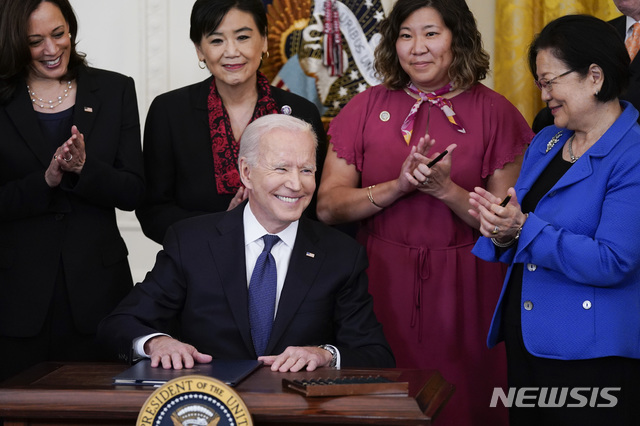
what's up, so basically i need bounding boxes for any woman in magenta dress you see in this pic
[317,0,532,425]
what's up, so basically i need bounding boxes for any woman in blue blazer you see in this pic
[470,15,640,426]
[0,0,144,381]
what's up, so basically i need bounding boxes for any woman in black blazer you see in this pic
[0,0,144,381]
[135,0,327,244]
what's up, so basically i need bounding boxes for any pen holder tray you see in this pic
[282,375,409,397]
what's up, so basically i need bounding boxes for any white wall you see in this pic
[69,0,495,283]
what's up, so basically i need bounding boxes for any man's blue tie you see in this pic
[249,234,280,356]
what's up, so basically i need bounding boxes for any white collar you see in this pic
[625,16,640,34]
[243,203,298,249]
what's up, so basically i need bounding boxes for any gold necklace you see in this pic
[26,80,72,109]
[403,88,420,100]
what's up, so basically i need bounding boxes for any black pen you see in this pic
[427,150,448,168]
[499,194,512,207]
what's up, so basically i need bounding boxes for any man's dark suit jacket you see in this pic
[610,15,640,109]
[533,15,640,132]
[98,202,395,368]
[0,66,144,337]
[135,75,328,244]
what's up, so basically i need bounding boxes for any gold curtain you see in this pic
[494,0,621,124]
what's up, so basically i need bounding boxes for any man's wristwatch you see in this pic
[319,344,338,368]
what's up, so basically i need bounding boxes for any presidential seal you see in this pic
[137,375,252,426]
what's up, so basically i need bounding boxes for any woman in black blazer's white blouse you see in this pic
[135,0,327,245]
[0,0,144,381]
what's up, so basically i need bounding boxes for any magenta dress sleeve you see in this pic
[478,89,534,178]
[327,89,374,173]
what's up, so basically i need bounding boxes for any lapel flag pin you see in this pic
[306,252,315,258]
[280,105,292,115]
[84,106,93,113]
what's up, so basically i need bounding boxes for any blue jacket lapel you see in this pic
[522,104,638,203]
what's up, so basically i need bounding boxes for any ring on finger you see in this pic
[492,225,499,234]
[63,154,72,162]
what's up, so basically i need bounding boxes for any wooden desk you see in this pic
[0,363,454,425]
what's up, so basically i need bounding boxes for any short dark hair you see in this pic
[189,0,268,45]
[374,0,489,91]
[0,0,86,103]
[528,14,629,103]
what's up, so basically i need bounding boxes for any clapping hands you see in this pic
[45,125,87,187]
[399,134,457,198]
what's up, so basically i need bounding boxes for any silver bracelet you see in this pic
[491,213,528,248]
[491,237,516,248]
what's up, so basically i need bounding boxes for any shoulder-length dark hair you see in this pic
[374,0,489,91]
[189,0,268,45]
[0,0,87,103]
[528,14,629,103]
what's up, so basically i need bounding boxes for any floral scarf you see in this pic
[401,82,465,144]
[207,72,278,194]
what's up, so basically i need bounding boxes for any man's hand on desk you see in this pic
[145,336,213,369]
[143,337,332,372]
[259,346,332,372]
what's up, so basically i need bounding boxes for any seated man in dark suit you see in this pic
[98,114,395,372]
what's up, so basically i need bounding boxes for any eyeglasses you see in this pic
[534,69,575,91]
